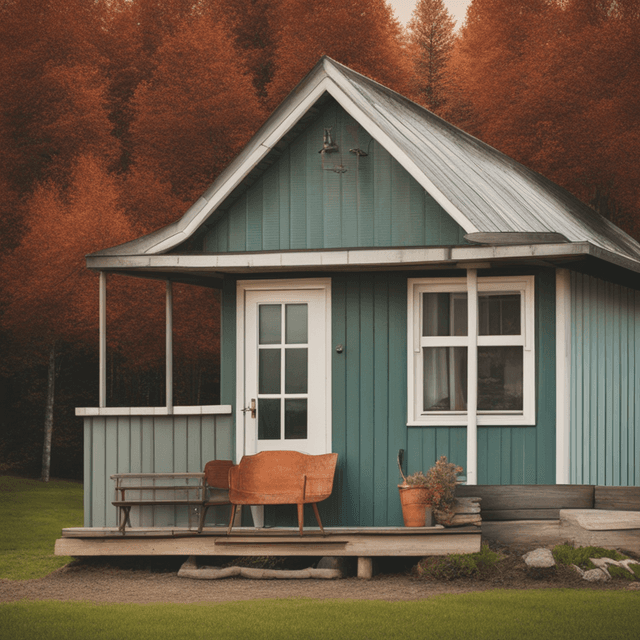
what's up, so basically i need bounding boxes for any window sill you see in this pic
[407,415,535,427]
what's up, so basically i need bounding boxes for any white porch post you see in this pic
[99,271,107,408]
[466,269,478,485]
[166,280,173,413]
[556,268,571,483]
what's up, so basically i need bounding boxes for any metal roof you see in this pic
[91,56,640,268]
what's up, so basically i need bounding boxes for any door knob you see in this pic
[241,398,256,419]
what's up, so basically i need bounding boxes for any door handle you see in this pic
[241,398,256,419]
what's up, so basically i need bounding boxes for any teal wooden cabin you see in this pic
[78,58,640,530]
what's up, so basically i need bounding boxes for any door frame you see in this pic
[235,278,332,462]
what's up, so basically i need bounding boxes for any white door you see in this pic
[237,279,332,458]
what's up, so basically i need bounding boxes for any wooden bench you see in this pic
[227,451,338,536]
[112,472,206,533]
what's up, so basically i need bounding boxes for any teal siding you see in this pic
[570,273,640,486]
[203,101,468,253]
[83,413,233,528]
[328,272,409,527]
[407,269,556,487]
[218,270,557,528]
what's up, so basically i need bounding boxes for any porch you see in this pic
[55,525,483,579]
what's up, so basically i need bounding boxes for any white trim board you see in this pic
[555,268,571,484]
[234,278,332,463]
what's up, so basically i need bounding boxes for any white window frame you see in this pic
[408,276,535,426]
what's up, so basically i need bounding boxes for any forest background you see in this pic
[1,0,638,482]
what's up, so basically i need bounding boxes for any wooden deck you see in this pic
[56,526,482,565]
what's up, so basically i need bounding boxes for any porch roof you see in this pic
[88,56,640,275]
[87,240,640,281]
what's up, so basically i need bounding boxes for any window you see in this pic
[408,276,535,426]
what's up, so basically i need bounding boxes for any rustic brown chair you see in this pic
[227,450,338,536]
[197,459,234,533]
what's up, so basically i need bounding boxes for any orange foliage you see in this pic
[449,0,640,237]
[266,0,411,108]
[406,0,456,113]
[0,156,135,357]
[129,12,266,201]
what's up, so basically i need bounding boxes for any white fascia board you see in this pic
[87,241,640,274]
[321,69,477,235]
[146,77,334,255]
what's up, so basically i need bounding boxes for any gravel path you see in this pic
[0,553,630,604]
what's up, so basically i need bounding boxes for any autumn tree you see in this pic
[266,0,411,108]
[0,155,135,481]
[407,0,456,114]
[129,12,266,202]
[216,0,280,97]
[0,0,112,197]
[451,0,640,239]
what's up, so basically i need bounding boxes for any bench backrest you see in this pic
[204,460,234,489]
[229,451,338,504]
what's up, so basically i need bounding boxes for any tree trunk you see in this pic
[41,341,56,482]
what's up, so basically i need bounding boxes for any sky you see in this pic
[388,0,472,29]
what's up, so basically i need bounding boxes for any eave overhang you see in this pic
[86,242,640,280]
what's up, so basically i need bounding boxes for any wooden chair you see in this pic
[227,451,338,536]
[197,460,234,533]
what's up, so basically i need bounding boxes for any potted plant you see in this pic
[397,452,463,527]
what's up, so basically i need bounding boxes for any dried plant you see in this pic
[403,456,463,514]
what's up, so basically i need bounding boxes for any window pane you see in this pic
[258,399,280,440]
[478,346,523,410]
[479,294,520,335]
[423,347,467,411]
[285,348,307,393]
[285,304,308,344]
[259,305,281,344]
[423,293,467,337]
[259,349,281,394]
[285,399,307,439]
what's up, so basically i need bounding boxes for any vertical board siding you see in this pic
[410,270,556,487]
[219,270,556,528]
[203,101,468,253]
[83,413,233,527]
[570,273,640,486]
[328,272,408,527]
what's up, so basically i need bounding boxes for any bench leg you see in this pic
[118,506,131,534]
[227,504,237,535]
[198,505,209,534]
[311,502,326,535]
[297,503,304,536]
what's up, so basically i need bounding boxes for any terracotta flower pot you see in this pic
[398,485,434,527]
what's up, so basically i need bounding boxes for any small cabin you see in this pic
[77,57,640,531]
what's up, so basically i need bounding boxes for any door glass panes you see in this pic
[259,305,281,344]
[286,304,308,344]
[257,303,309,441]
[423,293,467,336]
[423,347,467,411]
[258,399,280,439]
[259,349,280,394]
[285,349,307,394]
[285,399,307,439]
[478,346,523,410]
[479,293,520,335]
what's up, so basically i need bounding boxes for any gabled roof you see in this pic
[91,56,640,269]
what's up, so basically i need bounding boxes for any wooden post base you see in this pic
[357,556,373,579]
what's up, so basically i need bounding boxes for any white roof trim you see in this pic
[86,242,640,275]
[321,71,476,234]
[146,76,336,254]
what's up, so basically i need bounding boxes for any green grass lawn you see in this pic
[1,591,639,640]
[0,475,83,580]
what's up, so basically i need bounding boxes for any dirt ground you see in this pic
[2,543,638,604]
